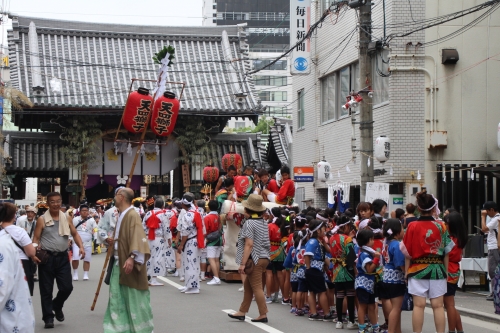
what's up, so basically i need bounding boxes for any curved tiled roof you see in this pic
[8,16,262,116]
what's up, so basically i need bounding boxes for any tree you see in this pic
[173,118,215,172]
[58,116,102,199]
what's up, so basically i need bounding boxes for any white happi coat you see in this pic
[178,208,200,289]
[97,207,119,244]
[142,208,171,277]
[72,216,97,248]
[163,209,176,269]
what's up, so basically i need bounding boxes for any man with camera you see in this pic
[481,201,500,301]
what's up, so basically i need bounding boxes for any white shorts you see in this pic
[206,246,222,259]
[267,193,276,203]
[408,278,446,299]
[200,248,207,261]
[72,243,92,262]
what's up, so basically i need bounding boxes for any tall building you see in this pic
[203,0,292,128]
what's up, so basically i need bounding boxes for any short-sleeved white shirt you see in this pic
[4,225,32,260]
[486,214,500,250]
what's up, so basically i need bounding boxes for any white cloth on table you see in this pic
[458,258,490,288]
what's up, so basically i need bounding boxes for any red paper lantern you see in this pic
[203,165,219,183]
[123,87,153,134]
[221,152,243,172]
[150,91,180,136]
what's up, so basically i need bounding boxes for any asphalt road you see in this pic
[31,253,500,333]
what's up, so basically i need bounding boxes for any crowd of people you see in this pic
[227,192,500,333]
[1,164,500,333]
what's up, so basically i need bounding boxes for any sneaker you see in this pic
[272,292,279,303]
[308,313,323,321]
[486,294,494,301]
[207,278,221,285]
[238,286,244,292]
[379,323,388,331]
[265,296,273,304]
[323,314,335,322]
[149,280,164,286]
[346,321,358,330]
[179,277,185,282]
[200,274,206,281]
[44,319,54,329]
[336,321,343,329]
[83,272,89,281]
[178,286,187,292]
[375,326,387,333]
[54,309,64,322]
[72,272,78,281]
[290,307,297,314]
[295,310,304,316]
[173,271,179,277]
[281,298,291,305]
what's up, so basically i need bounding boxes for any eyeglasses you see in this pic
[49,200,62,204]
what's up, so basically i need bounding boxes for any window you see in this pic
[253,60,287,71]
[258,91,287,101]
[321,73,336,122]
[213,19,216,23]
[266,106,290,116]
[213,4,216,9]
[234,121,246,129]
[213,13,217,17]
[321,62,359,122]
[298,89,305,129]
[339,67,350,118]
[372,50,389,106]
[253,76,287,86]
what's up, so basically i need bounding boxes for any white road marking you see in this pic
[157,276,183,289]
[424,307,500,331]
[222,309,284,333]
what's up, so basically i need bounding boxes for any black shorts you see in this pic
[305,268,327,294]
[266,261,284,273]
[297,278,308,293]
[444,282,458,297]
[356,288,376,304]
[335,281,356,298]
[380,282,406,299]
[326,281,335,290]
[291,281,299,293]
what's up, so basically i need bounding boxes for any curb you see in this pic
[425,301,499,323]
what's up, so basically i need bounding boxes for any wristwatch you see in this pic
[129,254,136,259]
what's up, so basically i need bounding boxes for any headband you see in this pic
[386,228,393,235]
[316,214,329,222]
[176,198,193,206]
[357,218,382,236]
[417,194,441,217]
[331,221,351,235]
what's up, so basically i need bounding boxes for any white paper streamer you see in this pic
[140,145,146,156]
[155,141,160,156]
[338,170,341,178]
[367,158,370,167]
[389,165,393,176]
[114,142,118,155]
[443,173,446,182]
[346,165,351,173]
[127,143,132,156]
[471,168,475,180]
[417,170,421,180]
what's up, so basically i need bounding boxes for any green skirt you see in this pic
[103,262,154,333]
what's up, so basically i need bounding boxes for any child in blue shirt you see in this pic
[355,229,381,333]
[382,219,406,333]
[304,219,332,321]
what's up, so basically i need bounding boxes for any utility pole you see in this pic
[358,0,374,200]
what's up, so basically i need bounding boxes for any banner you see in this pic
[290,0,311,75]
[293,166,314,182]
[365,182,390,204]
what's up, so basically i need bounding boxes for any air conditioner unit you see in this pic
[348,0,366,8]
[405,183,421,205]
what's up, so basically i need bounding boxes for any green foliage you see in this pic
[229,117,275,134]
[59,116,102,171]
[173,119,215,166]
[153,45,176,66]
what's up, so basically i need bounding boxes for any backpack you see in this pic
[204,214,220,235]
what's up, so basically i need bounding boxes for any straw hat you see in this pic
[26,206,38,214]
[241,194,267,212]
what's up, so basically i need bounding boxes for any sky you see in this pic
[5,0,205,26]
